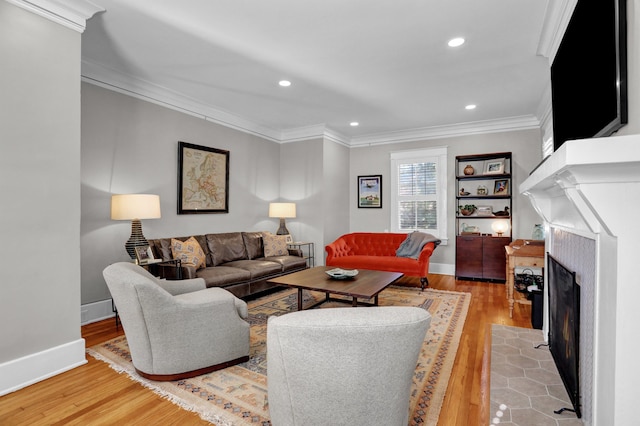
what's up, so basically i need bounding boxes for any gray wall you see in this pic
[81,83,286,304]
[0,2,82,361]
[278,138,350,266]
[348,129,543,269]
[322,139,351,251]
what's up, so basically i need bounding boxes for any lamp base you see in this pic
[276,218,290,235]
[125,219,149,259]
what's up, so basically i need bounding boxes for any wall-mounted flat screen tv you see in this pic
[551,0,627,151]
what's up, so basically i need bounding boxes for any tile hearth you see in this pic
[490,325,583,426]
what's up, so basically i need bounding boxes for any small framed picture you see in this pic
[493,179,509,195]
[135,246,154,264]
[484,159,505,175]
[285,235,293,244]
[358,175,382,208]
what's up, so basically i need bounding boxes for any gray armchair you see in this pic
[102,262,250,381]
[266,306,431,425]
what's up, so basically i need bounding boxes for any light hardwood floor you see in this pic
[0,275,532,425]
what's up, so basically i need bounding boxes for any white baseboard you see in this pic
[81,298,115,325]
[0,339,87,396]
[429,262,455,276]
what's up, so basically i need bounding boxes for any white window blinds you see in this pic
[390,147,448,243]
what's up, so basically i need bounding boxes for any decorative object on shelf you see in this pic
[178,142,230,214]
[459,204,476,216]
[459,188,470,196]
[484,158,505,175]
[532,224,545,240]
[111,194,162,259]
[493,206,510,217]
[476,185,487,195]
[460,223,480,234]
[357,174,382,208]
[463,165,475,175]
[491,220,510,236]
[493,179,509,195]
[269,202,296,235]
[477,206,492,216]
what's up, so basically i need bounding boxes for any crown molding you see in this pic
[83,59,541,148]
[81,59,282,142]
[349,116,541,147]
[537,0,577,61]
[280,125,351,146]
[7,0,104,33]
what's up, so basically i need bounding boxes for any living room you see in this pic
[2,0,640,425]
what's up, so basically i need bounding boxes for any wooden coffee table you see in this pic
[267,266,403,310]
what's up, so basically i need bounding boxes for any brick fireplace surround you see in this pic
[520,134,640,426]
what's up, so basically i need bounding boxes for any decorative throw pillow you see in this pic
[171,237,206,269]
[262,232,289,257]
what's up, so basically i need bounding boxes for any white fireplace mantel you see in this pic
[520,133,640,426]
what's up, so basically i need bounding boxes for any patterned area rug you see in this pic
[88,286,470,425]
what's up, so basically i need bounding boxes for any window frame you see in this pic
[390,146,448,245]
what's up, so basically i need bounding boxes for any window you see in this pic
[390,147,448,244]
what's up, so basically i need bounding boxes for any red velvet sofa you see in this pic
[325,232,438,290]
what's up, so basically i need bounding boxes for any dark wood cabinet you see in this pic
[456,234,510,281]
[455,235,483,278]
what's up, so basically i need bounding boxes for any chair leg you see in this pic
[420,277,429,290]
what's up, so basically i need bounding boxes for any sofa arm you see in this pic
[417,242,436,272]
[287,248,303,257]
[179,264,197,279]
[325,238,351,263]
[156,277,206,296]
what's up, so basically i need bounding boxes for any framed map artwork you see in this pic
[178,142,230,214]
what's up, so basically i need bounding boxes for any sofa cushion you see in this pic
[223,259,282,279]
[263,255,308,272]
[207,232,248,266]
[263,232,289,257]
[196,266,251,287]
[171,237,206,269]
[242,232,265,259]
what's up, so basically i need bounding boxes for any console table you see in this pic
[505,239,544,318]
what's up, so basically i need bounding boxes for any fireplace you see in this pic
[547,253,580,417]
[520,134,640,426]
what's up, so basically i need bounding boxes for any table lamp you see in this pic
[111,194,161,259]
[269,202,296,235]
[491,219,510,237]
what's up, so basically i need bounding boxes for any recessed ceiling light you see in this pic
[279,80,291,87]
[350,122,359,127]
[448,37,465,47]
[465,104,477,110]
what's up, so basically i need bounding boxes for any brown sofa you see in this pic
[148,231,307,298]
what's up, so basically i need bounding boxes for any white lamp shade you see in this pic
[491,220,510,235]
[269,202,296,218]
[111,194,161,220]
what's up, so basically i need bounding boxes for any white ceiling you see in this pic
[81,0,554,144]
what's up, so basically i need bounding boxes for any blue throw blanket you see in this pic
[396,232,441,259]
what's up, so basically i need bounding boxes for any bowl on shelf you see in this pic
[459,207,476,216]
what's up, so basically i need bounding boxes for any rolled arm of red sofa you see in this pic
[325,238,352,263]
[417,242,436,276]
